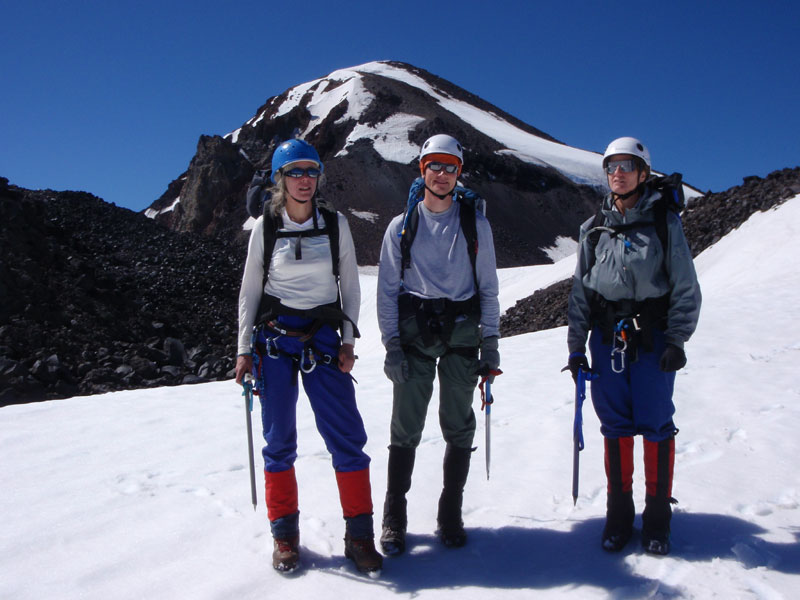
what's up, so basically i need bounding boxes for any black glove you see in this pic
[566,352,590,383]
[659,344,687,372]
[477,336,500,382]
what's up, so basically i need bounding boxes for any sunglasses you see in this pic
[283,167,321,179]
[605,159,638,175]
[427,162,459,174]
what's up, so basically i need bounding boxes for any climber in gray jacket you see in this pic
[566,136,701,557]
[376,134,500,556]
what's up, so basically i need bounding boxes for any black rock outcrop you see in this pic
[1,177,244,405]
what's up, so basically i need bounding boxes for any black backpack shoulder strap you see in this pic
[456,196,479,290]
[399,204,420,280]
[318,203,340,279]
[261,202,282,285]
[646,172,685,254]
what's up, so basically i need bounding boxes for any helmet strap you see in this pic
[424,183,455,201]
[613,181,646,202]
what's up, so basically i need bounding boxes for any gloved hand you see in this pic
[383,337,409,384]
[566,352,591,383]
[659,344,687,372]
[477,336,500,382]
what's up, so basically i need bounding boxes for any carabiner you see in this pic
[611,334,627,374]
[300,346,317,373]
[266,336,281,359]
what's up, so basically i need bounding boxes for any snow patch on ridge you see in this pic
[541,236,578,262]
[144,197,180,219]
[348,209,379,223]
[337,113,424,163]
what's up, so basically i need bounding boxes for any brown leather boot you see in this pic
[344,533,383,574]
[272,536,299,572]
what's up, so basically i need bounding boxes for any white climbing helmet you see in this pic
[602,137,651,170]
[419,134,464,164]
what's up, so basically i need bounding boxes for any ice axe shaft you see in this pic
[243,375,258,510]
[571,367,596,505]
[479,369,503,480]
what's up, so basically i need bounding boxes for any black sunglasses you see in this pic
[427,162,459,174]
[283,167,321,179]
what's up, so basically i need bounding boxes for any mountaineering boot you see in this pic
[602,436,635,552]
[336,468,382,574]
[642,436,676,555]
[436,444,473,548]
[344,532,383,574]
[265,469,301,572]
[603,491,635,552]
[381,445,416,555]
[272,536,300,572]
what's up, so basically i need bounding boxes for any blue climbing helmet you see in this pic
[270,139,324,183]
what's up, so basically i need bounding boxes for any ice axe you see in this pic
[479,368,503,480]
[571,367,596,505]
[242,374,258,510]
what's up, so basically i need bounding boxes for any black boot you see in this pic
[436,445,472,548]
[642,437,676,555]
[642,494,674,555]
[380,445,416,555]
[602,491,635,552]
[602,437,635,552]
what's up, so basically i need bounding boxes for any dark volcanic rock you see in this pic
[500,167,800,338]
[0,176,244,405]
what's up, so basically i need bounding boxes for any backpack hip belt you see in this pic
[256,294,360,341]
[592,294,670,357]
[398,292,480,348]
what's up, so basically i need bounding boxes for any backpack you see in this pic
[260,197,340,285]
[244,169,340,283]
[584,172,686,272]
[246,170,271,219]
[399,177,486,289]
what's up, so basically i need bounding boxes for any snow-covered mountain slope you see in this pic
[145,61,606,266]
[231,61,606,188]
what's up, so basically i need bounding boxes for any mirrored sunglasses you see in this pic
[427,162,459,174]
[283,167,321,179]
[605,159,637,175]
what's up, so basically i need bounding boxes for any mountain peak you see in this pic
[146,62,605,265]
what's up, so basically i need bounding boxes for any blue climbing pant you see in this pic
[252,315,370,474]
[588,326,677,441]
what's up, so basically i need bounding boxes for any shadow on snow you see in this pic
[323,513,800,595]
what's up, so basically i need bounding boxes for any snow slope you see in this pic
[2,197,799,599]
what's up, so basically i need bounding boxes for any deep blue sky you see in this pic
[3,1,798,212]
